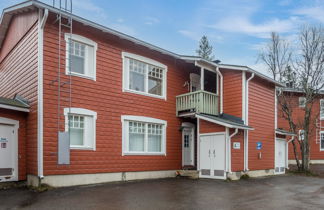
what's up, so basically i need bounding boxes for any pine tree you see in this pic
[196,36,214,61]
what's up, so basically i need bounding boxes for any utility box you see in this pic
[58,132,70,165]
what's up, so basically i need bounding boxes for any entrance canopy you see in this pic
[275,129,296,136]
[196,113,254,130]
[0,96,29,112]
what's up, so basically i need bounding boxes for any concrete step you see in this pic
[176,170,199,179]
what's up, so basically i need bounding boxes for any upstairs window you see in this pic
[65,34,97,80]
[299,97,306,108]
[320,99,324,120]
[122,52,167,99]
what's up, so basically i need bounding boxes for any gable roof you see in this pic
[0,0,282,86]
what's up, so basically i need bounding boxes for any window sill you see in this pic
[66,72,96,81]
[70,146,95,151]
[123,88,166,100]
[123,152,166,156]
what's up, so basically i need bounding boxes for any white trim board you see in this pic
[0,104,29,112]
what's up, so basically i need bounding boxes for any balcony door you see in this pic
[190,73,201,92]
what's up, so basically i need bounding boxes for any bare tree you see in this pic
[258,32,292,82]
[261,26,324,171]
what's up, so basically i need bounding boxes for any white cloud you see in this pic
[278,0,292,6]
[117,18,124,23]
[144,17,160,25]
[209,16,299,38]
[178,30,223,43]
[293,6,324,23]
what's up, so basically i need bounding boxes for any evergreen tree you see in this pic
[196,36,214,61]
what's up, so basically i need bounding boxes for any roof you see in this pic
[0,0,281,86]
[280,87,324,95]
[196,113,254,130]
[275,129,297,136]
[219,64,284,87]
[0,96,30,112]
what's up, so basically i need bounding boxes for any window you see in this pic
[299,130,305,141]
[65,34,97,80]
[121,115,167,155]
[321,132,324,151]
[64,108,97,150]
[122,52,167,99]
[320,99,324,120]
[299,97,306,108]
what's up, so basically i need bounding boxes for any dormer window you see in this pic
[65,34,97,80]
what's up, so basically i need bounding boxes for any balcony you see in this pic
[176,90,219,116]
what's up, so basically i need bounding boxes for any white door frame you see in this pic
[275,138,286,175]
[199,132,226,179]
[182,122,195,166]
[0,117,19,182]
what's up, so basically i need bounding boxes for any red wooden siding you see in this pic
[0,11,38,62]
[277,94,324,160]
[0,18,39,176]
[230,129,244,172]
[221,69,242,118]
[42,17,191,175]
[0,109,28,180]
[199,119,225,133]
[248,76,275,170]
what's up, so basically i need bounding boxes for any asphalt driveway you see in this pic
[1,175,324,210]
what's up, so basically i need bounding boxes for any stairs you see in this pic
[176,170,199,179]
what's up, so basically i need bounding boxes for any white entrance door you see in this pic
[182,127,194,166]
[199,133,226,179]
[275,139,286,174]
[0,124,17,182]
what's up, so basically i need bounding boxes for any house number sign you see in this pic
[233,142,240,149]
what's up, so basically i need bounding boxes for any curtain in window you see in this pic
[129,122,145,152]
[148,124,162,152]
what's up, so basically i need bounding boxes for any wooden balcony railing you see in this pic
[176,90,219,116]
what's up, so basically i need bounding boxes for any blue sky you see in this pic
[1,0,324,75]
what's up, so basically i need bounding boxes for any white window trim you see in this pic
[64,108,97,150]
[298,129,305,141]
[121,115,167,156]
[65,33,98,81]
[320,99,324,120]
[320,131,324,151]
[299,97,306,108]
[122,52,168,100]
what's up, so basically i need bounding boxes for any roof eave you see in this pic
[196,114,254,130]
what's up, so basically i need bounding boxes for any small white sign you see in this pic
[233,142,240,149]
[0,137,8,142]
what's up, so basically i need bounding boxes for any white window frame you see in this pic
[121,115,167,155]
[299,97,306,108]
[299,129,305,141]
[64,108,97,150]
[320,99,324,120]
[122,52,167,100]
[320,131,324,151]
[65,34,98,80]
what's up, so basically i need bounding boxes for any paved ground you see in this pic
[1,175,324,210]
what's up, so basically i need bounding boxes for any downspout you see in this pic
[286,136,295,169]
[228,128,239,173]
[215,66,223,114]
[245,72,255,171]
[37,8,48,180]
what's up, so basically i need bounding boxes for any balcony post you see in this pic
[200,67,204,91]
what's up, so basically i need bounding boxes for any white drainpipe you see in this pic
[286,136,295,169]
[244,72,254,171]
[37,8,48,180]
[228,128,238,173]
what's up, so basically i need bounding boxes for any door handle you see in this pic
[213,150,216,157]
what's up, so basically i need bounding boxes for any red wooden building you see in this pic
[0,1,299,187]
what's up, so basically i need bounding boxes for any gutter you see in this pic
[286,136,295,169]
[37,8,48,180]
[228,128,239,173]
